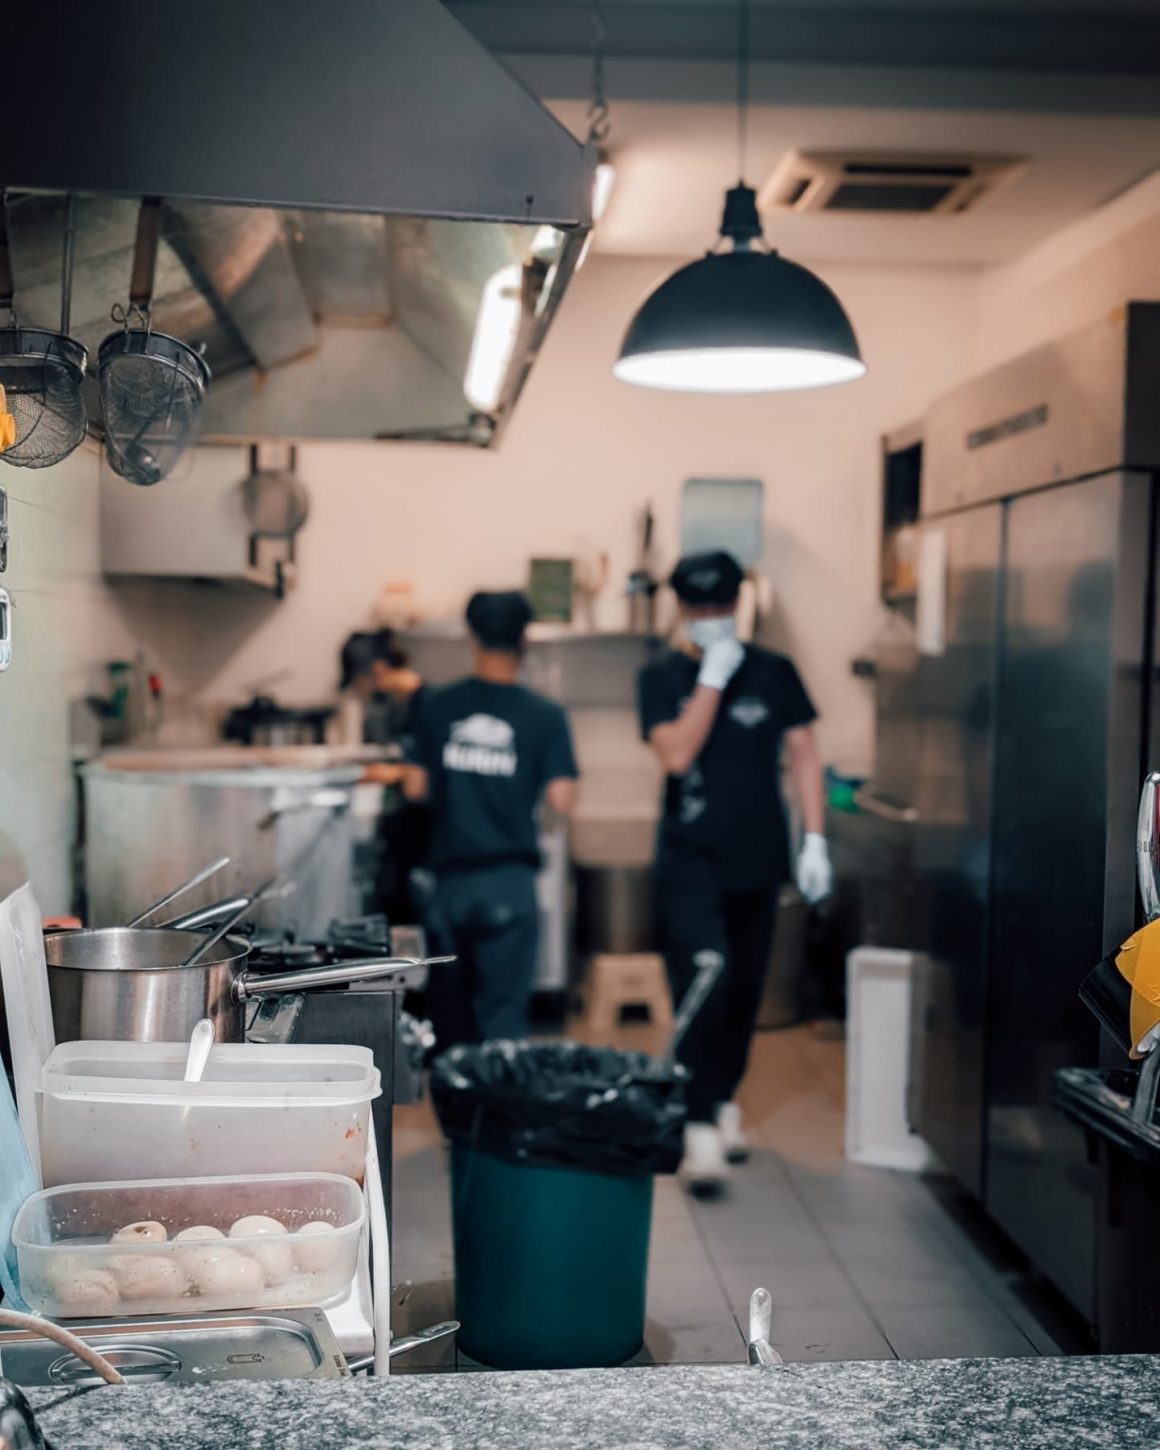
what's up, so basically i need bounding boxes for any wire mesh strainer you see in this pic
[241,444,310,538]
[0,328,88,469]
[0,193,89,470]
[98,198,211,487]
[99,326,210,486]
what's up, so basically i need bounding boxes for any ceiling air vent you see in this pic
[759,151,1024,216]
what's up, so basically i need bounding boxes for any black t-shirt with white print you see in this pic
[410,678,578,873]
[637,645,817,889]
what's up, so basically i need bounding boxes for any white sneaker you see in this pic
[679,1123,730,1196]
[716,1103,750,1164]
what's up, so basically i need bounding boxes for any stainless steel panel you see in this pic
[2,0,592,227]
[924,305,1160,517]
[575,866,655,954]
[910,504,1003,1197]
[871,623,923,813]
[84,756,365,939]
[0,1308,346,1386]
[985,471,1154,1324]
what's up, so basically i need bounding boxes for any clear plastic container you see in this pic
[38,1042,381,1189]
[14,1173,365,1319]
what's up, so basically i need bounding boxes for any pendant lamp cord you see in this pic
[736,0,750,181]
[587,1,611,146]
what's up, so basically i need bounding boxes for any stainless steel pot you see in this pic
[44,927,445,1044]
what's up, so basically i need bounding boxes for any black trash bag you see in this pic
[430,1041,688,1179]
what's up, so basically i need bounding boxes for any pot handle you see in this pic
[235,955,456,1000]
[162,896,251,931]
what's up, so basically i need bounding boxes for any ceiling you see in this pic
[448,1,1160,74]
[446,0,1160,268]
[546,97,1160,265]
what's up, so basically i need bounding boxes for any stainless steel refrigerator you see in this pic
[879,304,1160,1324]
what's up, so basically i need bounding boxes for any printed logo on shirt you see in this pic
[679,764,707,824]
[729,697,769,729]
[444,713,517,777]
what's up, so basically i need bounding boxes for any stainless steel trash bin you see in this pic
[757,886,808,1029]
[575,866,655,955]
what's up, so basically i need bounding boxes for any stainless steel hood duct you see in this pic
[0,0,593,446]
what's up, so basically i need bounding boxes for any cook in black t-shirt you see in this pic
[637,551,830,1193]
[406,591,578,1044]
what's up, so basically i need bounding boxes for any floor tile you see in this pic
[840,1258,1002,1309]
[648,1211,709,1264]
[872,1302,1038,1360]
[391,1223,456,1271]
[715,1255,860,1312]
[389,1026,1065,1370]
[756,1304,896,1363]
[652,1181,697,1222]
[1002,1285,1093,1357]
[647,1262,733,1328]
[393,1186,453,1228]
[691,1193,832,1264]
[644,1318,746,1366]
[390,1274,460,1374]
[732,1148,791,1185]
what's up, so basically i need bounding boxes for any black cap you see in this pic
[339,629,408,690]
[669,550,744,606]
[466,591,533,651]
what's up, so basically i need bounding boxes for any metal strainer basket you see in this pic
[98,326,210,487]
[0,192,89,471]
[0,325,88,469]
[241,444,310,538]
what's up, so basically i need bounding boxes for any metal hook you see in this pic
[585,1,611,147]
[110,300,152,333]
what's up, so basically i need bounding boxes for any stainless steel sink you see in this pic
[0,1307,348,1387]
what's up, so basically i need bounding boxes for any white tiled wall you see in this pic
[0,442,124,913]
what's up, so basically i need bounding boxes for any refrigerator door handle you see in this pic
[853,787,919,825]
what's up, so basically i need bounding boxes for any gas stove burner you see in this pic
[245,915,398,974]
[274,942,325,961]
[325,913,393,956]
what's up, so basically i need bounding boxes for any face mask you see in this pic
[688,616,737,651]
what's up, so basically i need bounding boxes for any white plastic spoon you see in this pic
[183,1018,216,1084]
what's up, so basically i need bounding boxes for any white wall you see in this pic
[124,253,979,775]
[974,171,1160,369]
[0,443,136,912]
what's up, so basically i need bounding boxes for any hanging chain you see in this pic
[586,1,610,146]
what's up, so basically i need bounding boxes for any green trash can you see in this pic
[451,1145,653,1369]
[431,1041,687,1371]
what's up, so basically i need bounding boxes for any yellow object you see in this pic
[0,384,15,452]
[1113,917,1160,1057]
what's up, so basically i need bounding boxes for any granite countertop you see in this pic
[23,1356,1160,1450]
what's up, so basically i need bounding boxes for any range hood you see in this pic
[0,0,593,446]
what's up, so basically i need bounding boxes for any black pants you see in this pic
[657,850,778,1122]
[424,863,540,1048]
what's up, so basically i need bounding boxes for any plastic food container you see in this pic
[14,1173,365,1319]
[37,1042,380,1188]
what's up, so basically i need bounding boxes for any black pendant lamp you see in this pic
[613,2,865,394]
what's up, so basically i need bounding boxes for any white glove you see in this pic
[796,833,833,905]
[697,637,745,692]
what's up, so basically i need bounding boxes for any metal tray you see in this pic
[0,1307,348,1387]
